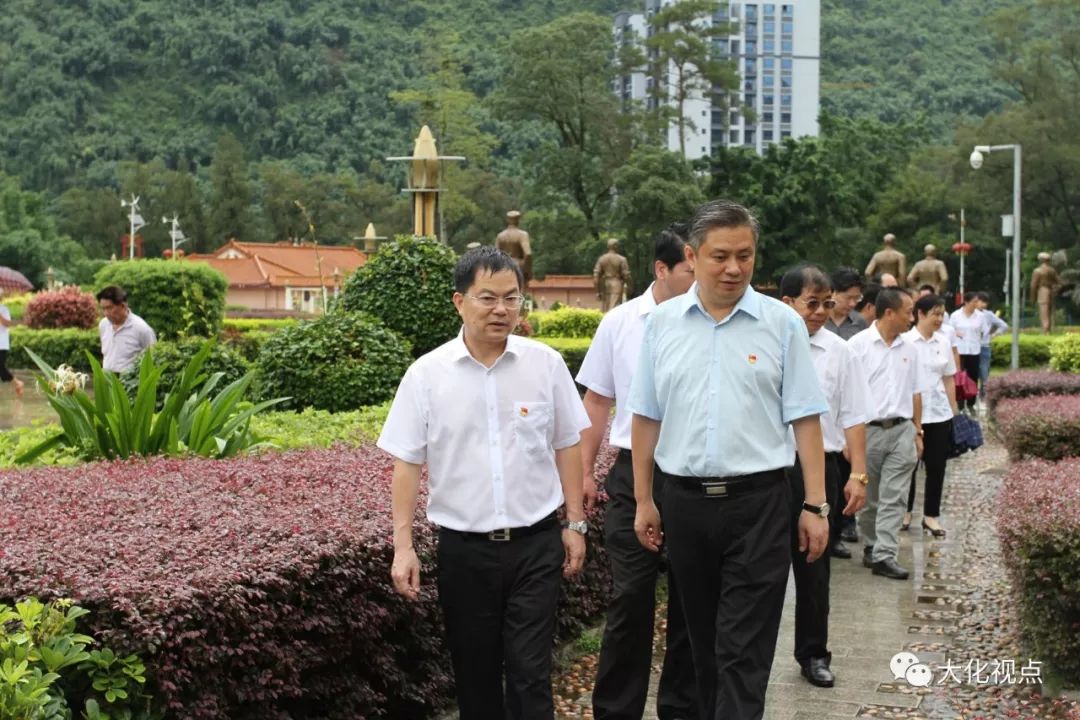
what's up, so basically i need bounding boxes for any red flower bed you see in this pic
[24,286,99,329]
[986,370,1080,411]
[997,457,1080,684]
[994,394,1080,461]
[0,444,616,719]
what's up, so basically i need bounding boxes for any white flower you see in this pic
[49,365,89,395]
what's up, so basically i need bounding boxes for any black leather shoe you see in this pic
[830,541,852,559]
[841,526,858,542]
[871,558,910,580]
[801,657,835,688]
[862,546,874,568]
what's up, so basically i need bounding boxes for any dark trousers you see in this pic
[661,468,791,720]
[828,451,850,543]
[959,354,981,410]
[593,451,697,720]
[0,350,12,382]
[786,455,838,665]
[907,419,952,517]
[437,523,564,720]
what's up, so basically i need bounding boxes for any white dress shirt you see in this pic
[940,322,959,349]
[99,312,156,373]
[377,332,590,533]
[575,283,657,450]
[979,311,1008,346]
[848,322,922,422]
[949,308,983,355]
[808,327,871,453]
[904,328,957,424]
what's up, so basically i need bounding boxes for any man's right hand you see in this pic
[391,547,421,601]
[633,501,663,552]
[583,471,598,512]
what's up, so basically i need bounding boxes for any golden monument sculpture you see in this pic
[865,233,908,286]
[1030,252,1061,334]
[907,244,948,294]
[594,238,632,312]
[387,126,464,241]
[495,210,533,282]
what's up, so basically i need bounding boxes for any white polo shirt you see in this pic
[904,328,957,424]
[377,331,590,533]
[575,283,657,450]
[99,312,156,373]
[949,307,983,356]
[808,327,871,453]
[848,322,922,422]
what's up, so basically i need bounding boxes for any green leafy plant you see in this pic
[1049,333,1080,372]
[119,338,251,408]
[532,307,602,338]
[16,341,286,464]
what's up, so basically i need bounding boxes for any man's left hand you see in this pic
[562,529,586,578]
[799,513,829,563]
[842,478,866,515]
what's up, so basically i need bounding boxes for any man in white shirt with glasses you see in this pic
[379,246,590,720]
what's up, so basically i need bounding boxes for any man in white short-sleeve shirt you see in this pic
[96,285,156,373]
[378,247,590,720]
[576,224,696,720]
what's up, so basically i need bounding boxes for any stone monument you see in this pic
[1030,252,1061,334]
[907,244,949,294]
[865,233,908,287]
[495,210,533,283]
[593,238,632,312]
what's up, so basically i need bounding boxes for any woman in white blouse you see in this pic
[903,294,959,537]
[949,291,983,412]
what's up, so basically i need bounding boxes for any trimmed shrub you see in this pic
[990,333,1057,368]
[7,327,100,370]
[997,457,1080,684]
[23,286,99,329]
[533,307,602,338]
[222,318,298,332]
[94,260,228,340]
[255,312,411,411]
[119,338,252,406]
[1050,333,1080,373]
[2,291,33,321]
[0,443,617,719]
[537,337,592,378]
[219,326,274,362]
[995,395,1080,461]
[338,235,459,357]
[986,370,1080,411]
[250,405,390,449]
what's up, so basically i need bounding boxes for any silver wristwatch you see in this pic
[563,520,588,536]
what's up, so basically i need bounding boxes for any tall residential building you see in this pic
[614,0,820,159]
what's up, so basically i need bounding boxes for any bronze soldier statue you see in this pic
[1030,252,1061,334]
[495,210,533,283]
[865,233,908,287]
[593,238,632,312]
[907,244,948,294]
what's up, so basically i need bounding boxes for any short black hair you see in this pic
[876,287,911,317]
[655,222,689,271]
[976,291,991,303]
[96,285,128,304]
[687,199,760,249]
[915,293,945,317]
[780,263,831,298]
[856,282,881,312]
[963,290,978,304]
[454,246,524,294]
[830,266,863,293]
[918,284,937,295]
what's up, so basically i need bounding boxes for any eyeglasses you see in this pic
[465,294,524,310]
[797,298,837,311]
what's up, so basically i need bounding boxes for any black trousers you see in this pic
[0,350,12,382]
[437,522,564,720]
[959,354,981,410]
[786,455,839,666]
[593,450,697,720]
[661,468,791,720]
[907,419,952,517]
[829,451,850,543]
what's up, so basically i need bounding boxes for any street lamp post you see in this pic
[970,144,1022,370]
[120,195,145,260]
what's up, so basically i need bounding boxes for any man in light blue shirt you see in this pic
[629,200,830,720]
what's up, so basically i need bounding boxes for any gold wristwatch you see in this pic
[850,473,869,486]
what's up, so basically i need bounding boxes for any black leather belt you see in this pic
[442,513,559,542]
[661,468,784,498]
[868,418,910,429]
[617,448,632,462]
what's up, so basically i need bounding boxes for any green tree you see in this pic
[53,187,126,259]
[0,173,94,287]
[646,0,737,158]
[207,132,253,246]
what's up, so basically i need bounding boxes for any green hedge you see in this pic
[94,260,228,340]
[532,307,602,338]
[537,337,592,378]
[222,318,299,332]
[1049,333,1080,373]
[990,334,1057,368]
[250,405,390,449]
[7,327,100,370]
[119,338,252,406]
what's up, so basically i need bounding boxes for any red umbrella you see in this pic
[0,267,33,294]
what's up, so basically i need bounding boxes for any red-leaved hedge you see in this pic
[986,370,1080,411]
[996,457,1080,684]
[994,394,1080,461]
[23,286,99,329]
[0,445,615,719]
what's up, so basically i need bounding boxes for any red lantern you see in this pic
[952,242,973,255]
